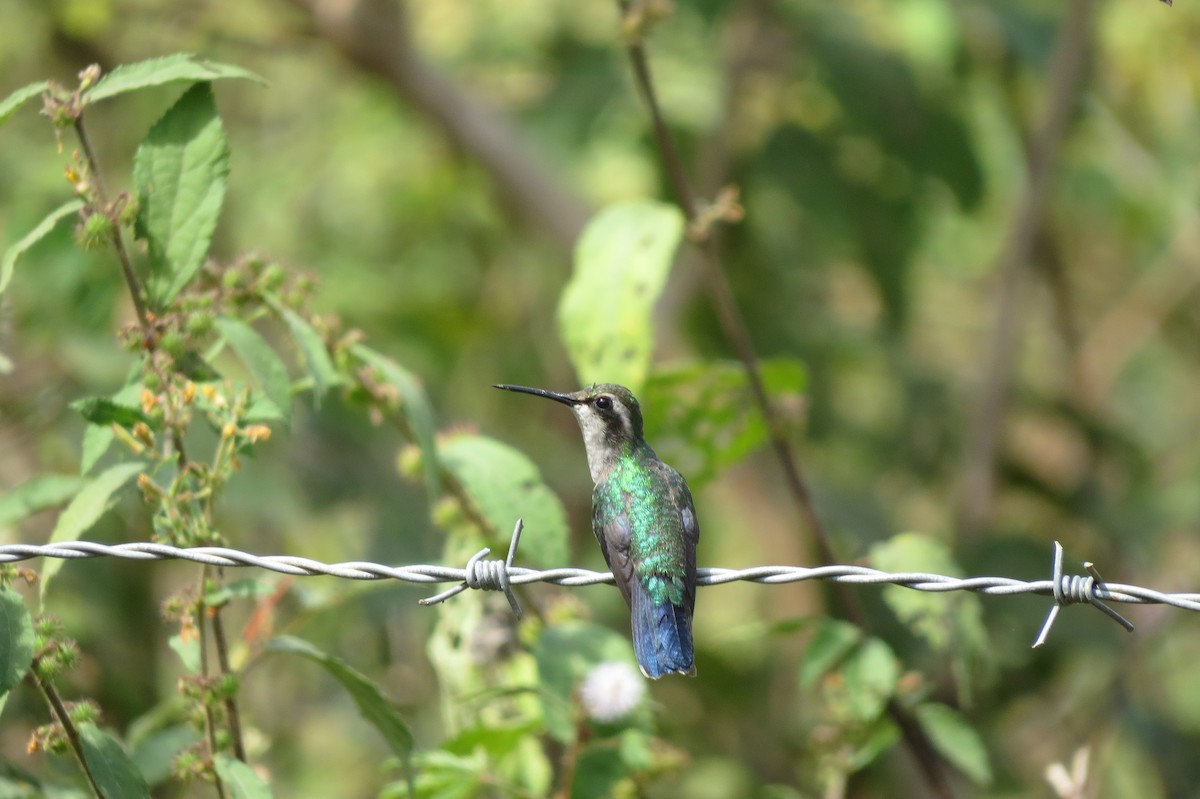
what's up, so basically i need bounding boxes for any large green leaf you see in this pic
[353,344,439,499]
[641,358,806,486]
[214,317,292,427]
[438,433,569,569]
[214,754,272,799]
[1,200,84,297]
[0,80,50,126]
[79,724,152,799]
[133,82,229,307]
[0,474,87,529]
[87,54,265,104]
[0,588,35,700]
[557,202,685,393]
[41,461,146,599]
[266,636,414,760]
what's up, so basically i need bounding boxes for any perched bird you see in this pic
[495,383,699,678]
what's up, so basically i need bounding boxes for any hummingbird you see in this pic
[495,383,699,678]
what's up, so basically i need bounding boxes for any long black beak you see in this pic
[493,384,579,406]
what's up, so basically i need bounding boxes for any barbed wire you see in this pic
[4,520,1200,647]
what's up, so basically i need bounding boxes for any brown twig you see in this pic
[196,568,229,799]
[30,659,104,799]
[615,5,960,796]
[958,0,1096,535]
[210,609,247,762]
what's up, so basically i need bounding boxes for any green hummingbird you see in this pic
[495,383,698,678]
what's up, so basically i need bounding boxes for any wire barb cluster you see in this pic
[4,521,1200,648]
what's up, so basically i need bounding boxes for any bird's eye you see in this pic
[595,396,613,411]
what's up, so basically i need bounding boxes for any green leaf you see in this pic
[86,54,265,104]
[266,636,415,760]
[572,747,626,799]
[352,344,439,498]
[642,358,806,486]
[0,80,50,125]
[798,619,861,690]
[868,532,991,704]
[214,317,291,426]
[79,383,145,475]
[557,201,685,393]
[129,723,201,787]
[79,724,152,799]
[914,703,992,785]
[438,433,569,569]
[41,461,146,599]
[275,303,341,407]
[534,622,638,742]
[0,588,35,699]
[214,753,272,799]
[168,634,200,673]
[838,637,900,723]
[71,397,152,429]
[133,82,229,307]
[0,474,86,528]
[1,199,84,296]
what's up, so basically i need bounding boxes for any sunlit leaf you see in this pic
[79,724,152,799]
[557,201,685,393]
[0,588,35,699]
[0,80,50,125]
[41,461,146,599]
[87,54,265,104]
[274,302,341,407]
[438,433,569,568]
[0,474,86,528]
[134,82,228,307]
[1,200,84,296]
[214,317,291,427]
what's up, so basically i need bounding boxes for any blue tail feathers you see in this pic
[630,581,695,679]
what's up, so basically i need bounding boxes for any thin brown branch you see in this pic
[615,6,958,796]
[958,0,1096,535]
[283,0,591,255]
[196,568,229,799]
[210,609,247,762]
[31,659,103,799]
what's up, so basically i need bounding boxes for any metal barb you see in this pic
[418,519,524,618]
[1033,542,1134,648]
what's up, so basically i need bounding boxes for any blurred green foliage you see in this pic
[2,0,1200,797]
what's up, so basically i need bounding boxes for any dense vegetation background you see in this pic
[2,0,1199,797]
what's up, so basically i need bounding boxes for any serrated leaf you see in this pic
[0,474,86,528]
[0,588,35,699]
[214,317,291,427]
[438,433,569,569]
[41,461,146,599]
[214,754,272,798]
[642,358,806,486]
[275,303,340,407]
[80,383,145,475]
[0,80,50,125]
[798,619,862,690]
[134,82,228,307]
[869,532,991,705]
[914,703,992,785]
[86,54,265,104]
[557,202,685,393]
[266,636,414,759]
[79,724,152,799]
[353,344,439,498]
[535,622,639,742]
[71,397,152,429]
[1,199,84,296]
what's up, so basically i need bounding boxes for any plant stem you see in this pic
[210,609,247,761]
[196,568,229,799]
[31,658,104,799]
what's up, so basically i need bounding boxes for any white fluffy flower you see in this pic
[579,661,645,723]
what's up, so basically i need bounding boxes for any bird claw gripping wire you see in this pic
[419,518,525,619]
[1032,541,1134,648]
